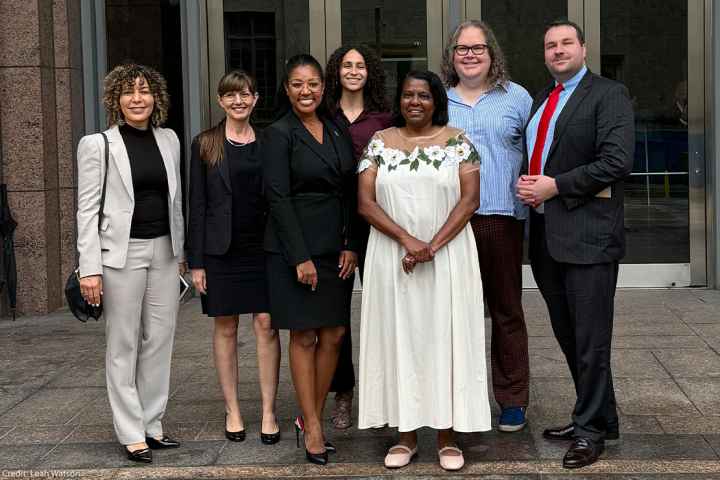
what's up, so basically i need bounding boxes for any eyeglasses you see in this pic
[288,80,323,92]
[453,44,489,56]
[221,91,255,102]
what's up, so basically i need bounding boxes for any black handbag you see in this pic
[65,133,109,322]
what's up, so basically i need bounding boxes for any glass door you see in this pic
[207,0,319,126]
[590,0,706,287]
[475,1,705,287]
[337,0,430,101]
[324,1,446,97]
[479,0,569,97]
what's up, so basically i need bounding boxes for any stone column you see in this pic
[0,0,83,315]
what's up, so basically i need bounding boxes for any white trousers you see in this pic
[103,235,179,445]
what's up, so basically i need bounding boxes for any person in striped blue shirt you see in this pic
[443,20,533,432]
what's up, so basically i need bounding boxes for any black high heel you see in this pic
[145,435,180,449]
[261,431,281,444]
[225,413,246,442]
[293,415,337,453]
[124,445,152,463]
[260,413,281,444]
[294,415,329,465]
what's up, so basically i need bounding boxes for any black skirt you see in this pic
[266,253,353,330]
[201,245,269,317]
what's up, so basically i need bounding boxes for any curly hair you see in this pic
[441,20,509,88]
[103,63,170,128]
[324,44,389,115]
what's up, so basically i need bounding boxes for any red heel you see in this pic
[294,415,304,448]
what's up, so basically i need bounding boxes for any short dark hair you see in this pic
[544,19,585,45]
[393,70,449,127]
[274,53,327,119]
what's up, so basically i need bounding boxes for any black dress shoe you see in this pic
[226,428,246,442]
[145,436,180,449]
[543,423,619,441]
[125,446,152,463]
[563,437,604,469]
[305,448,329,465]
[225,413,246,442]
[260,430,281,445]
[324,441,337,454]
[543,423,574,440]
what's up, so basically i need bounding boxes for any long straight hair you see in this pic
[198,70,257,167]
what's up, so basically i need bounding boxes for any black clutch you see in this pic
[65,269,102,322]
[66,132,109,322]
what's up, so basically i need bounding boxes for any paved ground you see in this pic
[0,288,719,479]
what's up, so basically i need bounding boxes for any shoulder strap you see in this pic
[98,132,109,226]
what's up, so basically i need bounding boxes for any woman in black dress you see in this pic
[262,54,360,465]
[187,71,280,445]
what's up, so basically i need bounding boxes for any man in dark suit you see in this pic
[516,19,634,469]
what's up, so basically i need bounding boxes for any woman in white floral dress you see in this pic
[357,71,491,471]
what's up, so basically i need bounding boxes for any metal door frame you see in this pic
[323,0,447,71]
[579,0,706,287]
[199,0,710,288]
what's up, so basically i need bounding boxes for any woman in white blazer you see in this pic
[76,64,185,463]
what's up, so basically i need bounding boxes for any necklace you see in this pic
[226,137,248,147]
[226,124,254,146]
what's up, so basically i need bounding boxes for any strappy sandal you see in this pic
[438,445,464,471]
[384,444,417,468]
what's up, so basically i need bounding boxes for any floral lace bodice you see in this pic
[357,126,480,174]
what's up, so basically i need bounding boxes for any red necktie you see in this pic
[529,83,564,175]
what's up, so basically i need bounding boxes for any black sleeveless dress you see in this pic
[201,140,269,316]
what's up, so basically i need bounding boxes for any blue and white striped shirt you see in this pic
[448,81,533,219]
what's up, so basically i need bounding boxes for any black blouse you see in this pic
[120,124,170,239]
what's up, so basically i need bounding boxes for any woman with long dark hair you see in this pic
[262,54,360,465]
[322,44,392,430]
[187,70,281,445]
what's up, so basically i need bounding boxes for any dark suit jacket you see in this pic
[186,135,264,269]
[262,110,361,266]
[522,70,635,264]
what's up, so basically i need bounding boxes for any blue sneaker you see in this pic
[498,407,527,432]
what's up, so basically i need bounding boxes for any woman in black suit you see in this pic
[263,54,360,465]
[187,71,281,445]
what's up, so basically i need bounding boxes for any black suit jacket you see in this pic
[522,70,635,264]
[186,135,264,269]
[262,111,361,266]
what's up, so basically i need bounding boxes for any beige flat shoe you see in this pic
[384,444,417,468]
[438,445,464,471]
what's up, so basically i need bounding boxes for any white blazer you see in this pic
[76,125,185,277]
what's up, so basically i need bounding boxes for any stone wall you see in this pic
[0,0,83,316]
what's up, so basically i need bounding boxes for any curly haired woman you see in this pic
[76,63,185,463]
[323,44,392,430]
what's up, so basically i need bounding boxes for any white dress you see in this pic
[357,126,491,433]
